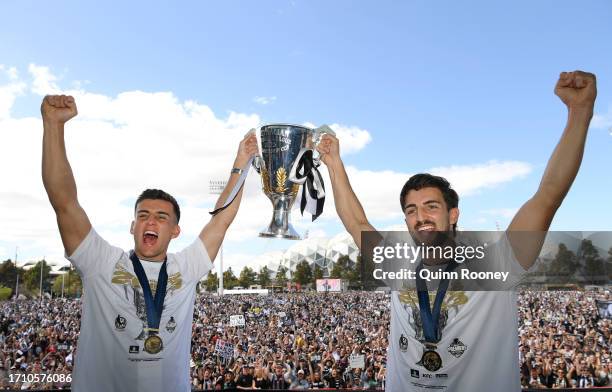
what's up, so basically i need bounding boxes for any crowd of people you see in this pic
[0,290,610,390]
[518,290,611,389]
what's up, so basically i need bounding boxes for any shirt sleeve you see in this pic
[66,228,124,280]
[469,231,529,290]
[173,238,213,282]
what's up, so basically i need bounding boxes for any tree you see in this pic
[330,255,352,279]
[293,260,312,286]
[313,264,324,284]
[0,260,24,293]
[24,260,52,295]
[579,239,605,284]
[223,267,239,289]
[52,269,82,298]
[258,266,272,287]
[239,266,257,288]
[547,244,578,283]
[275,266,288,287]
[205,272,219,292]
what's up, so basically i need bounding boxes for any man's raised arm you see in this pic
[41,95,92,256]
[317,134,375,249]
[199,132,258,261]
[508,71,597,269]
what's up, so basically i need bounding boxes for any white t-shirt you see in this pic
[67,229,212,392]
[385,233,527,392]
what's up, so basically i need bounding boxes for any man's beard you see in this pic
[408,221,452,247]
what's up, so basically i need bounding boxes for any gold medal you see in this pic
[420,349,442,372]
[144,334,163,354]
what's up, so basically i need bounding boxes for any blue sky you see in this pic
[1,0,611,271]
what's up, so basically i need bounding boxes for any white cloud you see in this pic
[28,63,60,95]
[0,64,26,119]
[429,161,532,196]
[303,122,372,155]
[253,96,276,105]
[592,104,612,132]
[0,64,534,270]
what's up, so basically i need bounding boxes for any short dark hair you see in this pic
[399,173,459,211]
[135,189,180,223]
[399,173,459,230]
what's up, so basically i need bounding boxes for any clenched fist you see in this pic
[316,133,340,166]
[234,131,259,168]
[41,95,78,125]
[555,71,597,110]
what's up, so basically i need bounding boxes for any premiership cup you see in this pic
[253,124,327,240]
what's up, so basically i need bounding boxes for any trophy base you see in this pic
[259,225,301,240]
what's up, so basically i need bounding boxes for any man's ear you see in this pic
[172,225,181,239]
[130,221,135,235]
[449,208,459,226]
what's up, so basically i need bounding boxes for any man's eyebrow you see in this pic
[136,209,150,214]
[403,200,442,210]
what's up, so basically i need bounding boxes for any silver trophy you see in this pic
[253,124,330,240]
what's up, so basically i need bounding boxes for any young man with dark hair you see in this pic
[317,71,597,391]
[41,95,258,392]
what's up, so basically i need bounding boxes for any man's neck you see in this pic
[134,251,166,262]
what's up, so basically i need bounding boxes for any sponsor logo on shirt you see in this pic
[129,345,139,354]
[410,369,420,378]
[448,338,467,358]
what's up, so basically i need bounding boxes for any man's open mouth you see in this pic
[143,230,159,245]
[417,224,436,232]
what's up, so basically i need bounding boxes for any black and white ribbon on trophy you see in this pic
[288,148,326,221]
[210,125,334,220]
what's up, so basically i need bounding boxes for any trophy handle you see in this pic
[311,124,336,167]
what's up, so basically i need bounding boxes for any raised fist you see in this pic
[316,133,340,166]
[41,95,78,125]
[554,71,597,110]
[235,130,259,168]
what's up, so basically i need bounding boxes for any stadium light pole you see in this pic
[209,179,227,296]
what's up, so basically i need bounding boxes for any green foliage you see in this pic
[0,260,24,290]
[51,269,82,298]
[547,244,578,283]
[223,267,239,289]
[293,260,312,286]
[239,266,257,288]
[0,285,12,300]
[205,272,219,292]
[313,265,324,283]
[24,260,52,294]
[275,266,288,286]
[330,255,352,279]
[580,240,605,284]
[258,266,272,287]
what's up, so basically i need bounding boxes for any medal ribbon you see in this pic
[415,260,458,343]
[129,251,168,332]
[288,148,326,221]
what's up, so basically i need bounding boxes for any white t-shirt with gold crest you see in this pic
[67,229,212,392]
[385,233,527,392]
